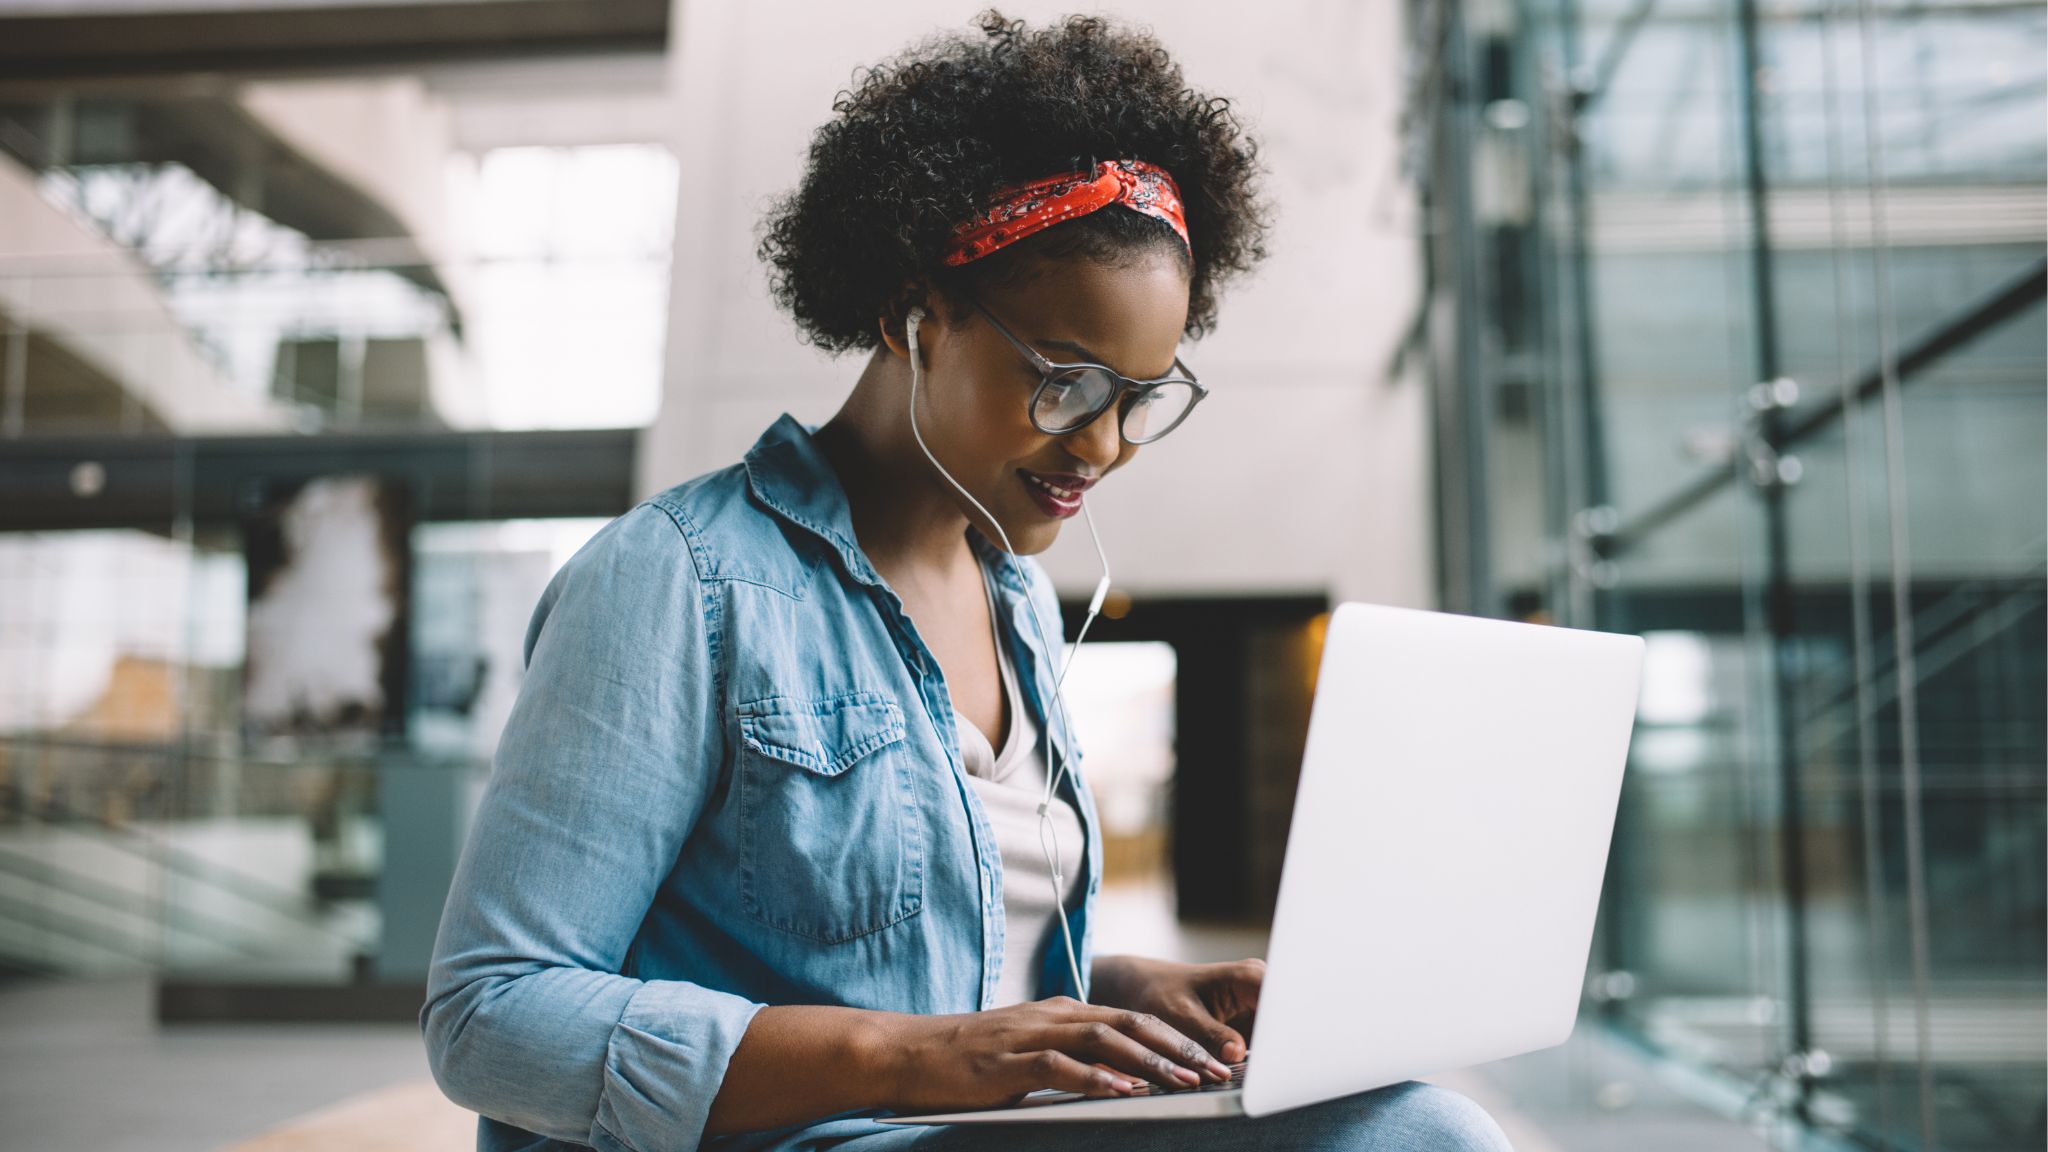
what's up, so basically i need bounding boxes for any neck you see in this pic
[813,348,979,584]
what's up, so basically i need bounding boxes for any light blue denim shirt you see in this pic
[422,414,1104,1152]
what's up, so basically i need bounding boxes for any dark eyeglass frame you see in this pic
[967,297,1207,445]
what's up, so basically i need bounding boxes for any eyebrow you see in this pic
[1032,336,1112,367]
[1032,335,1182,382]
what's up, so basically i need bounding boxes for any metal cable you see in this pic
[1710,0,1788,1088]
[1818,1,1893,1141]
[1850,0,1940,1144]
[905,310,1098,1004]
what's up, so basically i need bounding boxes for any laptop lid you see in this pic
[1242,603,1644,1118]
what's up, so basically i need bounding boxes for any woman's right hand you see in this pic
[877,995,1237,1115]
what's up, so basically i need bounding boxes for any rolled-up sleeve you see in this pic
[421,502,762,1152]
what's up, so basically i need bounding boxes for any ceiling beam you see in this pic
[0,427,638,531]
[0,1,669,83]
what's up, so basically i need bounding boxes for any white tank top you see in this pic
[954,571,1086,1008]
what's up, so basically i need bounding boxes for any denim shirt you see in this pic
[422,414,1104,1152]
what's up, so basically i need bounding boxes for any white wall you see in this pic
[641,0,1433,608]
[240,77,454,261]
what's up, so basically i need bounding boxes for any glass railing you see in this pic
[0,515,608,998]
[1404,0,2047,1147]
[0,735,484,986]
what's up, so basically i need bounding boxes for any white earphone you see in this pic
[904,305,1113,1004]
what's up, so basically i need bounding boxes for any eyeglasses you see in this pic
[968,297,1207,445]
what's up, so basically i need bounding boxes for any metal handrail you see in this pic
[0,845,265,956]
[1796,549,2047,726]
[10,791,366,945]
[1594,257,2047,560]
[0,888,157,965]
[1800,575,2047,757]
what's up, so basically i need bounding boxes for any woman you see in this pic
[423,12,1512,1152]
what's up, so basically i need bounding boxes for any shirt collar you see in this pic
[742,413,1033,601]
[742,414,884,586]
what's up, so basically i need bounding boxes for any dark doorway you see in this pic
[1060,594,1330,924]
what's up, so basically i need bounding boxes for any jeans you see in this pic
[813,1082,1513,1152]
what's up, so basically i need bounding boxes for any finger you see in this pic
[1187,1011,1247,1066]
[1202,959,1265,1038]
[1200,956,1264,982]
[1131,1008,1229,1079]
[1123,1008,1237,1081]
[1031,999,1225,1082]
[1232,957,1267,990]
[1139,989,1243,1066]
[1207,958,1265,1004]
[1005,1049,1140,1099]
[1056,1019,1205,1088]
[1095,1010,1233,1083]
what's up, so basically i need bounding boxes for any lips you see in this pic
[1019,471,1094,499]
[1018,470,1094,518]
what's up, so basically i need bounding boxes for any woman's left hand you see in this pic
[1087,954,1264,1065]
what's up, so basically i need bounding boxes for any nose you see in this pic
[1063,402,1124,472]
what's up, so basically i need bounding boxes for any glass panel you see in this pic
[1575,2,1760,526]
[0,517,608,986]
[0,77,674,993]
[1755,0,2048,1145]
[1602,486,1794,1091]
[1468,0,2046,1145]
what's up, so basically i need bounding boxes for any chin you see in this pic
[988,513,1060,556]
[1014,524,1061,556]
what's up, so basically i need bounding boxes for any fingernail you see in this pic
[1208,1058,1232,1079]
[1175,1066,1201,1085]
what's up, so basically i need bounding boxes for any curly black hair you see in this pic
[758,10,1268,353]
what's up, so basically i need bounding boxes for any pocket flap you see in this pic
[737,692,906,776]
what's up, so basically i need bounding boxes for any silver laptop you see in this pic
[884,602,1645,1124]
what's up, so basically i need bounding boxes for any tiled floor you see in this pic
[0,977,429,1152]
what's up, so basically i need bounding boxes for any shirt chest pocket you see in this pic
[734,690,925,943]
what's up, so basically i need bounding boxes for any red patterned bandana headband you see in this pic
[942,159,1190,267]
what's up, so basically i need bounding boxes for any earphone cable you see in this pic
[904,308,1105,1004]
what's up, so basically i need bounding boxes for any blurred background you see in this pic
[0,1,2038,1150]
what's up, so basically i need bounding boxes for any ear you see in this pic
[876,311,915,360]
[877,285,939,361]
